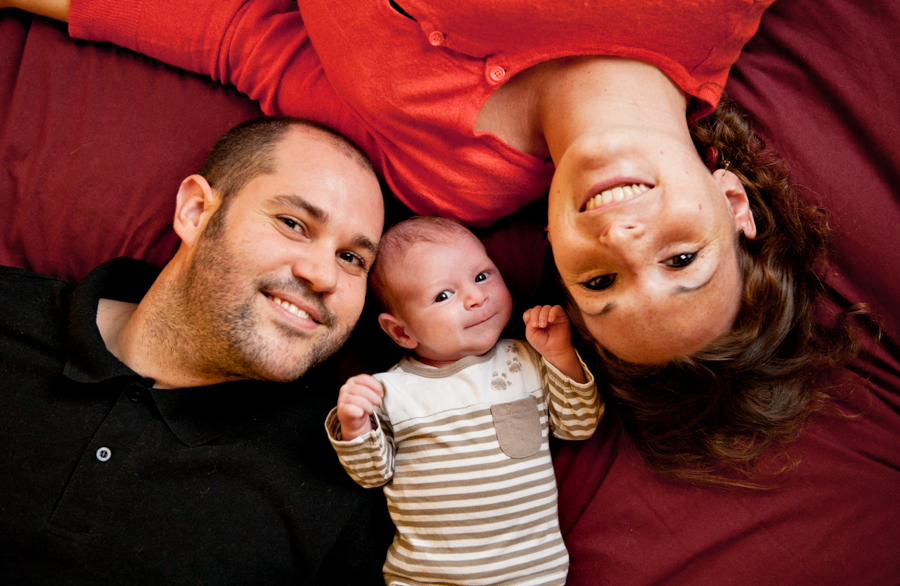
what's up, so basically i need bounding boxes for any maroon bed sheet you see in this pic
[1,0,898,584]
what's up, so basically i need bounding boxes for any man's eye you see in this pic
[280,217,305,233]
[665,252,697,268]
[338,251,365,269]
[583,274,616,291]
[474,272,488,283]
[434,290,452,302]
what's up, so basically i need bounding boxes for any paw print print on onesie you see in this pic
[491,372,509,390]
[507,357,522,373]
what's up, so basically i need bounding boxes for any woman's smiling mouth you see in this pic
[584,183,651,211]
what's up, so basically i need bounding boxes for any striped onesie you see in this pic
[326,339,602,586]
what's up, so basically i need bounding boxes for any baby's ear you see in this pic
[378,313,418,350]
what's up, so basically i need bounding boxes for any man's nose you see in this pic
[292,247,338,294]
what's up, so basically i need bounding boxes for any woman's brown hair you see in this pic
[566,96,864,488]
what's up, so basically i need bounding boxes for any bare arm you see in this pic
[1,0,70,21]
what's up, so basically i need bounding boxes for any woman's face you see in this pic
[547,130,756,364]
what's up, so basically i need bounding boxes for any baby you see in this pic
[325,216,603,586]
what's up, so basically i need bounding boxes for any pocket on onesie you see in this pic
[491,396,541,459]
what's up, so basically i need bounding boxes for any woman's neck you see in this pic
[475,55,690,163]
[536,56,690,166]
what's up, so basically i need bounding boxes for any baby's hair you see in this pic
[369,216,479,314]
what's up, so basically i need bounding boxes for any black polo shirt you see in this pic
[0,258,392,585]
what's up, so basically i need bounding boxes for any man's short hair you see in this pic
[369,215,476,314]
[201,116,375,238]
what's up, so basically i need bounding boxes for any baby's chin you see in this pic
[413,342,498,367]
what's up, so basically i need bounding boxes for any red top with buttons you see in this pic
[69,0,773,225]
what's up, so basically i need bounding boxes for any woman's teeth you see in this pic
[585,183,650,210]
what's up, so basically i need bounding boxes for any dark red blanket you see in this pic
[1,0,897,583]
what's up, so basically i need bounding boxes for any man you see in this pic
[0,117,392,584]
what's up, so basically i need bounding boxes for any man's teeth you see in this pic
[271,295,311,320]
[585,183,650,210]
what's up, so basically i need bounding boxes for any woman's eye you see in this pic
[474,272,488,283]
[665,252,697,268]
[583,274,616,291]
[434,290,452,302]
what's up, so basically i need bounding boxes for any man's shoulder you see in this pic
[0,265,74,317]
[0,266,73,369]
[0,265,73,286]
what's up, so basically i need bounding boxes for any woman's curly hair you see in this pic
[566,96,864,488]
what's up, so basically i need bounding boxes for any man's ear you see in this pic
[713,168,757,240]
[173,174,220,248]
[377,313,419,350]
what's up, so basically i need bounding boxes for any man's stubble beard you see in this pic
[163,216,356,383]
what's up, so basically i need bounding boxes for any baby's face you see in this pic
[391,234,513,365]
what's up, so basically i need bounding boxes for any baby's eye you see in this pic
[434,290,453,302]
[582,274,616,291]
[474,272,489,283]
[665,252,697,268]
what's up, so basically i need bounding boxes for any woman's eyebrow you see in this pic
[588,301,617,317]
[671,274,715,295]
[671,263,719,295]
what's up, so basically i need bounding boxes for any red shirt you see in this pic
[70,0,773,225]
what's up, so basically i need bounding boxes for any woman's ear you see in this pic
[713,168,757,240]
[377,313,419,350]
[173,174,219,248]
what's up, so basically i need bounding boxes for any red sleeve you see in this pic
[69,0,387,186]
[68,0,363,140]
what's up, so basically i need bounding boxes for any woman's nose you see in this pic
[607,220,645,243]
[600,221,647,270]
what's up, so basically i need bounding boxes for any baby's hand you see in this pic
[337,374,384,441]
[524,305,573,356]
[524,305,587,383]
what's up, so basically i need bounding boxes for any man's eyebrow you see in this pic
[354,235,379,259]
[272,194,329,223]
[272,194,379,258]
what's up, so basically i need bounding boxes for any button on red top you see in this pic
[428,31,444,46]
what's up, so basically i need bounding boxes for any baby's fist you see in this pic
[336,374,384,440]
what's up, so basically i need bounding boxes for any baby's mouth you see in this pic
[584,183,651,211]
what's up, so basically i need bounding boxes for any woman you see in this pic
[5,0,853,482]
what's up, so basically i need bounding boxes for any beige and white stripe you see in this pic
[327,340,601,586]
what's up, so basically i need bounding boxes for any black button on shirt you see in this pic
[0,259,392,585]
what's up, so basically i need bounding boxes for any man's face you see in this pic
[182,129,384,382]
